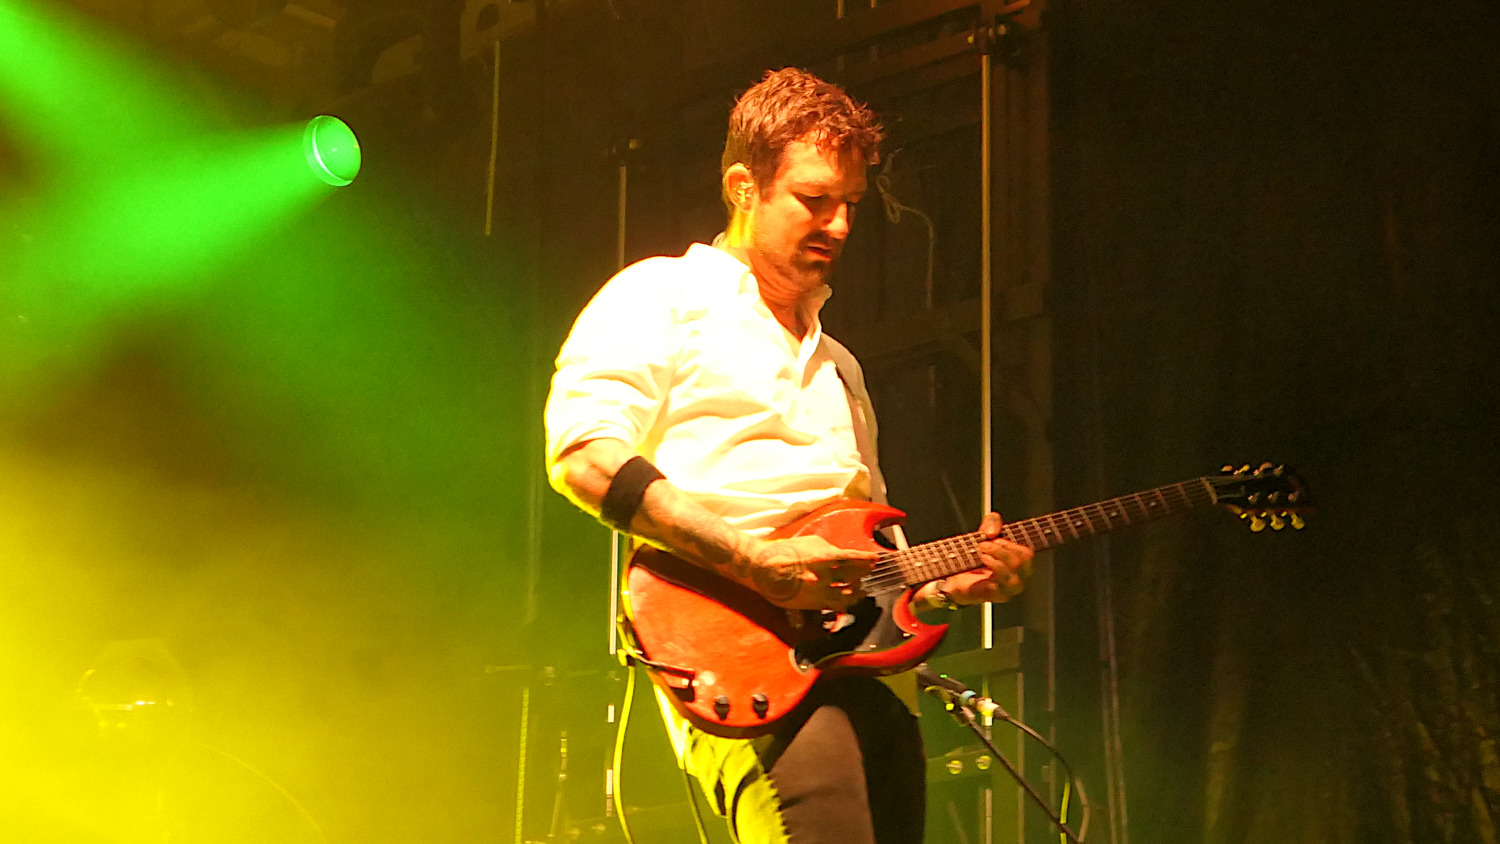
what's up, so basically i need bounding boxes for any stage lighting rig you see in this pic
[302,114,360,185]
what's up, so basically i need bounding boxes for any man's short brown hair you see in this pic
[721,68,884,212]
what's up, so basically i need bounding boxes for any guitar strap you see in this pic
[822,335,923,714]
[820,336,899,527]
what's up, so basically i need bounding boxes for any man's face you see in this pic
[747,137,868,296]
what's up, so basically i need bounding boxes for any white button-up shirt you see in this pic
[544,243,871,534]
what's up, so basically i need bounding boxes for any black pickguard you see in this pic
[790,592,910,669]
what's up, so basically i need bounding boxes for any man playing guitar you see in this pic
[544,67,1034,844]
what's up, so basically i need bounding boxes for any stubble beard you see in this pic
[792,251,834,286]
[769,241,838,292]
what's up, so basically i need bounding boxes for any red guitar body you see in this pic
[622,499,948,738]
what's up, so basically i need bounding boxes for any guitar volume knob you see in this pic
[714,695,731,720]
[752,693,769,719]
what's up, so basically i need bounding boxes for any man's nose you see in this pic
[825,201,853,239]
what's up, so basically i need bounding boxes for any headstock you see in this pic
[1208,462,1312,532]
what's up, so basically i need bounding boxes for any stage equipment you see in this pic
[302,114,360,185]
[918,664,1087,844]
[139,0,523,114]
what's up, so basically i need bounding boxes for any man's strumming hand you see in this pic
[744,534,880,612]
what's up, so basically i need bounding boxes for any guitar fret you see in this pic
[1000,524,1022,546]
[1138,491,1159,518]
[1132,491,1152,517]
[1173,482,1193,510]
[1092,502,1113,530]
[1021,520,1043,550]
[1195,477,1218,507]
[917,545,936,579]
[1034,520,1051,548]
[937,538,961,576]
[956,535,980,575]
[1008,521,1033,550]
[1151,487,1172,514]
[882,551,906,584]
[924,541,945,578]
[907,541,932,583]
[1033,518,1055,550]
[1044,512,1068,545]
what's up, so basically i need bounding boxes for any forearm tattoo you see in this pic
[669,507,748,576]
[749,543,807,603]
[646,491,808,603]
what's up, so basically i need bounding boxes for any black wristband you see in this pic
[600,456,665,532]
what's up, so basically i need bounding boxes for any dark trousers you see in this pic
[678,676,927,844]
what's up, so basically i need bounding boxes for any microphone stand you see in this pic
[917,665,1085,844]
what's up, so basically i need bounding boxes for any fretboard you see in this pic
[864,477,1220,595]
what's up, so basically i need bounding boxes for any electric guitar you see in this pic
[621,463,1310,737]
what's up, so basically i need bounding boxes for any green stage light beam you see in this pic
[7,120,343,311]
[0,0,378,401]
[0,1,359,306]
[0,0,207,175]
[303,116,361,187]
[1,120,344,389]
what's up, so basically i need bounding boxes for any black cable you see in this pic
[993,710,1092,842]
[953,711,1083,844]
[920,668,1089,843]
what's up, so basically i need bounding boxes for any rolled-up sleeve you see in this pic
[543,259,682,474]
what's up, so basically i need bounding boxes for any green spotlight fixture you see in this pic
[302,115,361,186]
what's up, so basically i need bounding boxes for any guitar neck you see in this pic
[869,477,1220,594]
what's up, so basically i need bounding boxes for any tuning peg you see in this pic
[1221,464,1235,475]
[1238,464,1252,475]
[1268,491,1282,504]
[1249,514,1267,532]
[1291,513,1306,530]
[1288,490,1301,504]
[1270,513,1286,531]
[1247,492,1262,506]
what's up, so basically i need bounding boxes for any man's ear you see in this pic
[723,163,756,213]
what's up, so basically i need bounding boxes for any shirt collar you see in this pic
[698,241,834,320]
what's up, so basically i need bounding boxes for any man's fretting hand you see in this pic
[936,512,1034,605]
[746,534,880,611]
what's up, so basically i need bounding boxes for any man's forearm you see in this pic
[551,438,786,597]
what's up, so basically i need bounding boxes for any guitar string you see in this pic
[855,479,1219,594]
[859,479,1218,591]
